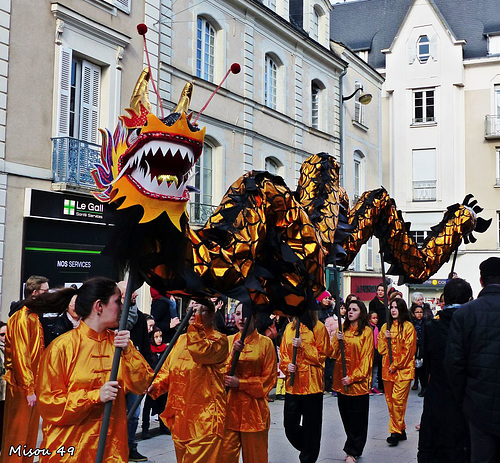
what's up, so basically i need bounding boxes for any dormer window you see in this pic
[417,35,430,63]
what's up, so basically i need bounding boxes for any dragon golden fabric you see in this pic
[92,70,490,317]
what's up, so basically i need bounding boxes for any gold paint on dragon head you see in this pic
[92,69,206,229]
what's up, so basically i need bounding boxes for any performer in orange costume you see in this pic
[377,297,417,447]
[1,305,45,463]
[35,278,154,462]
[220,303,277,463]
[280,311,332,463]
[150,298,228,463]
[332,300,374,463]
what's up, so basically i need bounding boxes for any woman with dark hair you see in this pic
[378,298,417,447]
[1,288,63,463]
[150,297,228,463]
[280,310,332,463]
[332,300,374,463]
[35,278,154,462]
[220,303,277,462]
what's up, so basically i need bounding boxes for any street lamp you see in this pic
[342,86,372,104]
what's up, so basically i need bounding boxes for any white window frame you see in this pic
[311,82,320,129]
[366,238,374,270]
[196,16,216,83]
[412,148,437,202]
[263,0,277,11]
[312,7,320,41]
[265,156,283,177]
[497,211,500,248]
[417,35,430,63]
[496,147,500,186]
[265,55,277,110]
[354,82,365,125]
[413,89,435,124]
[353,150,364,203]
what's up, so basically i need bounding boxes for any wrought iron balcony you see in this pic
[485,115,500,139]
[413,180,436,202]
[189,202,218,226]
[52,137,100,188]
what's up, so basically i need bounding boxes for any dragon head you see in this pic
[92,69,205,229]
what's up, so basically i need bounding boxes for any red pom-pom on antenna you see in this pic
[137,23,148,36]
[230,63,241,74]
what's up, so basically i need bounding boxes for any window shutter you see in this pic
[408,41,416,64]
[79,60,100,144]
[366,238,374,270]
[114,0,130,13]
[429,34,438,61]
[57,47,72,137]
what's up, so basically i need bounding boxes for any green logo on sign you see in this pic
[63,199,76,215]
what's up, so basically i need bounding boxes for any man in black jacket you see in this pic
[445,257,500,463]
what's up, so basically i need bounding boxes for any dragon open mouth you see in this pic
[117,137,201,201]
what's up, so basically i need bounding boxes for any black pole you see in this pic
[126,306,195,421]
[379,247,393,364]
[329,269,348,393]
[95,269,137,463]
[226,315,252,392]
[289,318,301,387]
[448,247,459,280]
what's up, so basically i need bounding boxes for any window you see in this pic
[496,147,500,185]
[413,89,435,124]
[353,151,364,203]
[356,50,369,62]
[412,148,436,201]
[417,35,430,63]
[194,143,213,207]
[497,211,500,248]
[312,7,320,41]
[496,85,500,116]
[354,82,365,125]
[57,48,101,144]
[410,231,428,246]
[263,0,276,11]
[265,156,281,175]
[311,82,320,129]
[264,55,277,110]
[366,238,373,270]
[488,35,500,56]
[196,17,215,82]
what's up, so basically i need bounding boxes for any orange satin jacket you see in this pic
[36,322,154,463]
[4,306,44,396]
[331,325,374,396]
[152,321,228,441]
[279,321,332,395]
[377,321,417,382]
[225,329,277,432]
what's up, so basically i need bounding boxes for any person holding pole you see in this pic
[279,310,332,463]
[219,303,277,463]
[331,299,374,463]
[149,297,228,463]
[377,298,417,447]
[35,278,154,462]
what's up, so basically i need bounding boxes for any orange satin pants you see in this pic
[174,434,222,463]
[0,385,40,463]
[219,429,268,463]
[383,380,412,434]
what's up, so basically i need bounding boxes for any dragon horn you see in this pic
[174,82,194,114]
[130,68,152,114]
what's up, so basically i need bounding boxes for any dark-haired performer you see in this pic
[332,300,374,463]
[280,311,332,463]
[150,298,228,463]
[35,278,154,462]
[378,298,416,447]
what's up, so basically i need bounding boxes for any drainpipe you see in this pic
[339,67,348,188]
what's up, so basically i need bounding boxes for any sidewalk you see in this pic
[136,388,424,462]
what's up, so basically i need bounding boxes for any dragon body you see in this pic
[92,71,490,316]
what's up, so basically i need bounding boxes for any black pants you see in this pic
[469,420,500,463]
[415,363,428,389]
[284,393,323,463]
[337,393,369,457]
[324,357,334,392]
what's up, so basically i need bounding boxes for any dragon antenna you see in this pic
[192,63,241,125]
[137,23,165,119]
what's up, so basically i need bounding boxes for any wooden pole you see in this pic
[379,247,393,364]
[289,318,301,387]
[226,315,252,392]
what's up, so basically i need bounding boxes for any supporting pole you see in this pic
[95,269,137,463]
[127,306,195,421]
[448,247,459,280]
[379,247,393,364]
[289,318,301,387]
[226,315,252,392]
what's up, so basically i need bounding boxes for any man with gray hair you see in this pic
[446,257,500,462]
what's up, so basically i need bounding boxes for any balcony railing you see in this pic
[52,137,100,188]
[485,115,500,139]
[413,180,436,202]
[189,202,218,226]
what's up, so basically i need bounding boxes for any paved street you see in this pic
[137,388,424,463]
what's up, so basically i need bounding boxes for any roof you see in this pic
[330,0,500,69]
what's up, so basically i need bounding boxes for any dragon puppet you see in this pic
[92,70,490,317]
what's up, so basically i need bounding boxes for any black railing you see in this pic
[189,202,218,225]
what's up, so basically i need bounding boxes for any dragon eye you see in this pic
[127,128,141,146]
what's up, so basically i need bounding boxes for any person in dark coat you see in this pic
[150,287,179,343]
[446,258,500,463]
[417,278,472,463]
[369,284,386,329]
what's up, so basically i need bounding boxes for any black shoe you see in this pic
[129,449,148,462]
[398,430,407,441]
[141,431,152,440]
[418,388,426,397]
[159,426,171,435]
[411,382,418,390]
[386,434,399,446]
[276,394,285,400]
